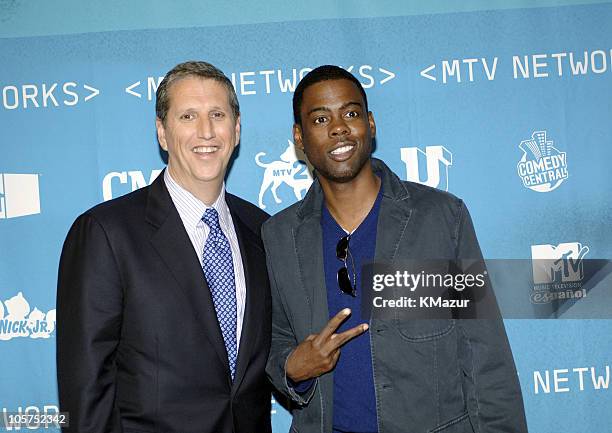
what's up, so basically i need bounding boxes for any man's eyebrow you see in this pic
[307,106,330,116]
[177,105,226,112]
[307,101,363,116]
[339,101,363,110]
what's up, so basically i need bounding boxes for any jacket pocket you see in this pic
[394,318,455,341]
[428,411,474,433]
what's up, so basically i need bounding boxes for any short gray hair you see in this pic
[155,61,239,124]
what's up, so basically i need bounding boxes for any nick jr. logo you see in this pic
[400,146,452,191]
[0,174,41,219]
[517,131,568,192]
[255,140,312,209]
[0,292,56,341]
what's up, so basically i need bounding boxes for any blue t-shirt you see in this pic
[321,186,382,433]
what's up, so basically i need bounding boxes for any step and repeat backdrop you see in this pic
[1,1,611,432]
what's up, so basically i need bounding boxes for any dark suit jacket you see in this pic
[263,158,528,433]
[57,172,272,433]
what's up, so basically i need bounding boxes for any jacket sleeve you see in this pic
[262,222,317,406]
[454,202,529,433]
[56,213,123,433]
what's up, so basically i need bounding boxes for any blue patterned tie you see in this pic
[202,208,237,380]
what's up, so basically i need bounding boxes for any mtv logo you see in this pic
[255,140,312,209]
[531,242,590,284]
[0,174,41,219]
[400,146,452,191]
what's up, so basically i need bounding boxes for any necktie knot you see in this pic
[202,208,221,231]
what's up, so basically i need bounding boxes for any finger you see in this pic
[318,348,341,375]
[305,334,316,341]
[331,349,341,364]
[316,308,351,342]
[329,323,369,349]
[327,349,341,371]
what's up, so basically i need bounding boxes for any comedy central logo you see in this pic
[517,131,568,192]
[530,242,589,304]
[255,140,313,210]
[0,292,56,341]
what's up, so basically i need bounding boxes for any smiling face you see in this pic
[156,77,240,200]
[293,79,375,184]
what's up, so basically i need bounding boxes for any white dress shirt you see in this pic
[164,170,246,349]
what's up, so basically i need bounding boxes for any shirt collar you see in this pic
[164,169,229,229]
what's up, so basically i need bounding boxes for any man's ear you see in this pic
[368,111,376,139]
[156,118,168,151]
[234,115,241,148]
[293,123,304,152]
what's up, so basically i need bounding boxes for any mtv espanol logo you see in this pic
[531,242,590,284]
[0,174,41,219]
[400,146,452,191]
[517,131,568,192]
[0,292,56,341]
[255,140,312,210]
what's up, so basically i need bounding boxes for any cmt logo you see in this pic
[102,169,162,201]
[0,174,41,219]
[0,292,56,341]
[400,146,453,191]
[255,140,312,210]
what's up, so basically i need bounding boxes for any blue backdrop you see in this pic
[1,1,611,431]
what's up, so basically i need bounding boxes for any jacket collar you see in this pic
[295,157,411,221]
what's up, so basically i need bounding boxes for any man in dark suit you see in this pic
[57,61,272,433]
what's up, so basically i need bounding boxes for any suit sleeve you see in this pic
[454,202,528,433]
[56,213,123,433]
[262,223,317,406]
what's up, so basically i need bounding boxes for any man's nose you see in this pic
[329,116,349,137]
[198,116,215,140]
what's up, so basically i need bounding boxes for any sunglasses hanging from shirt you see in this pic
[336,234,357,297]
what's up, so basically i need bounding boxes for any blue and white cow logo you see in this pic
[255,140,313,210]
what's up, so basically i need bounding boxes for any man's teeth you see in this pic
[193,146,218,153]
[331,145,354,155]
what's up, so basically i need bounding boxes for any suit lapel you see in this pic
[146,174,231,381]
[228,205,267,393]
